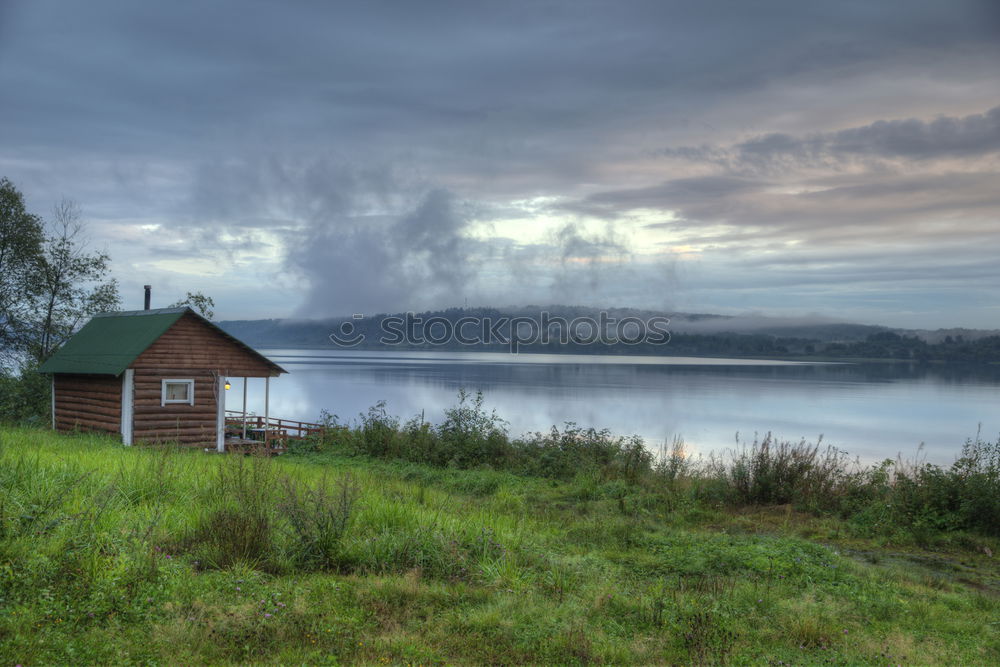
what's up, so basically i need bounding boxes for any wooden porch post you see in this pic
[242,376,248,440]
[216,375,226,453]
[264,376,270,446]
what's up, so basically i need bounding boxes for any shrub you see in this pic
[723,433,854,509]
[0,366,50,425]
[188,453,279,570]
[437,389,510,468]
[887,434,1000,536]
[953,433,1000,535]
[279,473,360,570]
[358,400,401,458]
[309,409,359,453]
[514,423,651,481]
[654,437,695,484]
[402,413,443,465]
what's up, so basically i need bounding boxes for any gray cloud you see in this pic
[284,186,672,317]
[580,120,1000,241]
[1,1,999,325]
[704,172,1000,244]
[661,106,1000,172]
[567,176,767,220]
[287,188,474,316]
[176,156,648,317]
[3,1,998,169]
[826,106,1000,158]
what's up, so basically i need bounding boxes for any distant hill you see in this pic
[216,306,1000,362]
[220,317,337,348]
[218,306,885,348]
[901,327,1000,344]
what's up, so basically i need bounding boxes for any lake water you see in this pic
[226,349,1000,465]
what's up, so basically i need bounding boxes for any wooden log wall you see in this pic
[53,374,121,435]
[131,312,277,378]
[132,369,218,446]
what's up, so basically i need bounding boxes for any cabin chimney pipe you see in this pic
[143,285,151,310]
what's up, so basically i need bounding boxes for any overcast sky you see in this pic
[1,0,998,327]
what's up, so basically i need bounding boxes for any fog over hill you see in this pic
[216,305,986,350]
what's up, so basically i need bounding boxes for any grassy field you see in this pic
[1,425,999,665]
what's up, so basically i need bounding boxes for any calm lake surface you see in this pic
[229,349,1000,465]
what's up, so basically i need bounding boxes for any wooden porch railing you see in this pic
[225,410,326,448]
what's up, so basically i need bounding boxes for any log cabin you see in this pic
[37,306,286,450]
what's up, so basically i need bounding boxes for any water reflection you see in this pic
[223,350,1000,466]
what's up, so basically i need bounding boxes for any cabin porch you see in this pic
[222,411,326,454]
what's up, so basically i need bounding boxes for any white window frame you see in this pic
[161,379,195,406]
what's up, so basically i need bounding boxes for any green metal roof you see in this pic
[37,307,285,376]
[37,308,187,375]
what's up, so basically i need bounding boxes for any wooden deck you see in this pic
[223,411,326,454]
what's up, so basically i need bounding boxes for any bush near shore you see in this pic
[320,390,1000,541]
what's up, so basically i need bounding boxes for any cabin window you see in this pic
[161,379,195,406]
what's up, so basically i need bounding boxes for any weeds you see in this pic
[280,472,359,570]
[719,432,856,509]
[187,453,280,570]
[359,400,401,458]
[680,608,737,666]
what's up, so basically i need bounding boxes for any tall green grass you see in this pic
[1,421,998,664]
